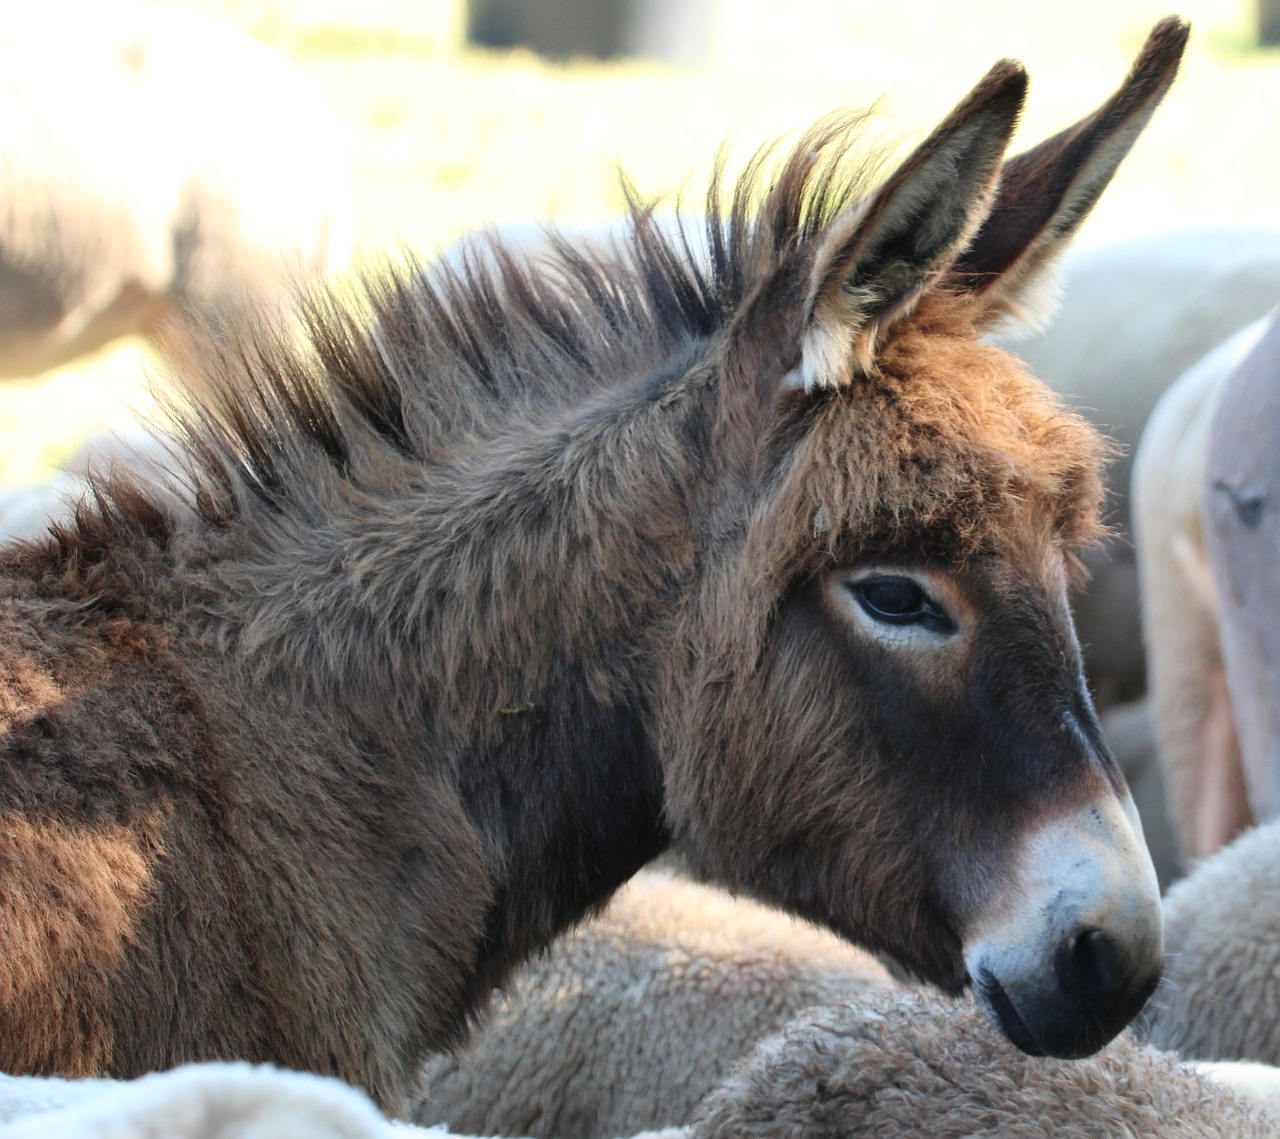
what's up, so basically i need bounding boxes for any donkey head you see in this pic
[663,19,1188,1059]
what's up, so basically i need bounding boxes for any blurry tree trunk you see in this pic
[1259,0,1280,46]
[467,0,713,65]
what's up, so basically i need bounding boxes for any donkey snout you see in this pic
[964,792,1164,1059]
[972,928,1161,1058]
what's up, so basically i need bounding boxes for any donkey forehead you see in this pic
[791,314,1108,564]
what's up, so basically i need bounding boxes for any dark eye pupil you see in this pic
[862,579,924,617]
[849,575,954,634]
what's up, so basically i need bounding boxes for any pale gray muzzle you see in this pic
[963,791,1163,1058]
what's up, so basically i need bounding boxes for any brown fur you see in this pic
[0,22,1185,1113]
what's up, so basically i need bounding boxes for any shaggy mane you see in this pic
[38,113,890,561]
[29,107,1107,593]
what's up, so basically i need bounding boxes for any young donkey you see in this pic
[0,21,1185,1113]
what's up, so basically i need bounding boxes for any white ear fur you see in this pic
[793,17,1188,391]
[982,258,1066,342]
[796,64,1027,392]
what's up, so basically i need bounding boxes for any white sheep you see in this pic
[690,989,1279,1138]
[0,1001,1272,1139]
[1195,1062,1280,1118]
[0,1063,443,1139]
[413,867,895,1138]
[0,1,353,380]
[413,869,1280,1137]
[1141,818,1280,1065]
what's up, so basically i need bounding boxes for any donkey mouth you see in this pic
[963,792,1164,1058]
[973,967,1045,1057]
[971,954,1161,1060]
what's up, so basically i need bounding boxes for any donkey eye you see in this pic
[849,576,955,634]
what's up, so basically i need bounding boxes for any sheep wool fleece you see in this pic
[690,991,1279,1138]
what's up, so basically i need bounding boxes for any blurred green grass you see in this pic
[4,0,1278,485]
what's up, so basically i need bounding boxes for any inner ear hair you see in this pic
[795,60,1028,392]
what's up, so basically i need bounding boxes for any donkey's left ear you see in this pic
[946,17,1189,328]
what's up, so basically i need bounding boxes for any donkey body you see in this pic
[0,24,1185,1112]
[1135,312,1280,861]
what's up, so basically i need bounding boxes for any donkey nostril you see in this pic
[1059,928,1124,998]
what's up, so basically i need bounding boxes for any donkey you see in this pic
[1203,316,1280,829]
[0,20,1185,1114]
[1135,311,1280,861]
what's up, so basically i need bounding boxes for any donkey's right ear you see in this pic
[789,61,1027,394]
[945,18,1189,330]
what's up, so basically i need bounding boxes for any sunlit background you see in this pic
[1,0,1276,485]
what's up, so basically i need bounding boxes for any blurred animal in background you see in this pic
[465,0,714,67]
[997,228,1280,710]
[1203,316,1280,832]
[996,228,1280,884]
[1134,311,1280,862]
[0,421,168,541]
[0,1,354,380]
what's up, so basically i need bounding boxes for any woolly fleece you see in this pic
[690,990,1279,1138]
[414,867,894,1137]
[0,1063,445,1139]
[1143,818,1280,1064]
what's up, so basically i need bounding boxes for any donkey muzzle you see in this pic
[962,792,1163,1059]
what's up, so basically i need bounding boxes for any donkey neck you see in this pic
[395,360,711,971]
[216,352,714,964]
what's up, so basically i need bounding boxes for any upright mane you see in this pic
[40,113,890,559]
[16,99,1112,734]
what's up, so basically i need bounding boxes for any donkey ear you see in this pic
[791,61,1027,393]
[946,17,1189,327]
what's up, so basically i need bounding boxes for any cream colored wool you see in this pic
[691,990,1279,1138]
[1195,1061,1280,1117]
[1143,819,1280,1064]
[0,1064,446,1139]
[414,868,895,1139]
